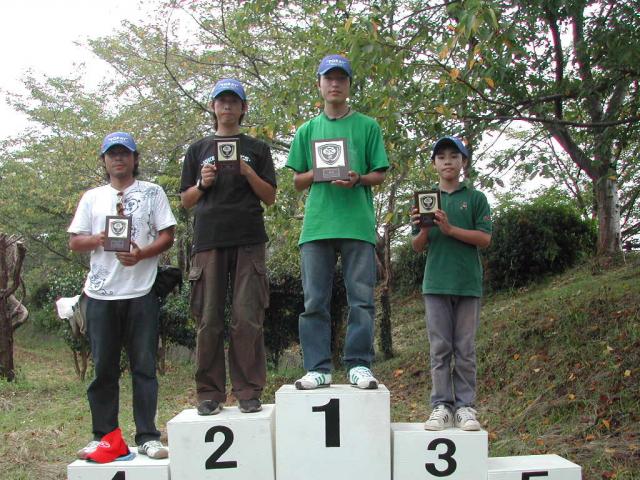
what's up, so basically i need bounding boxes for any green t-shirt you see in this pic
[421,184,492,297]
[286,112,389,245]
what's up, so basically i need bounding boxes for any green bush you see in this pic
[485,196,596,290]
[391,238,427,295]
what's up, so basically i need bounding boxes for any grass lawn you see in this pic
[1,257,638,479]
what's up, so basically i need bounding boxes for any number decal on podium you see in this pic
[111,472,125,480]
[425,438,457,477]
[204,425,238,469]
[312,398,340,447]
[523,472,548,479]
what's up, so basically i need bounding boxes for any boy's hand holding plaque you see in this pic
[215,138,240,174]
[414,190,441,227]
[104,215,132,252]
[312,138,350,182]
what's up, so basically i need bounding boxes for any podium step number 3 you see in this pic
[392,422,488,480]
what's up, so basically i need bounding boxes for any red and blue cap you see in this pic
[317,54,352,79]
[100,132,137,155]
[431,136,469,159]
[210,78,246,101]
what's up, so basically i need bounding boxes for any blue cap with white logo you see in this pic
[100,132,137,155]
[317,54,352,79]
[431,136,469,159]
[210,78,247,101]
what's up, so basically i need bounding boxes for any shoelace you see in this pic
[351,367,374,379]
[456,407,477,421]
[429,407,450,420]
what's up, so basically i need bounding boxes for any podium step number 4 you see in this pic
[67,447,170,480]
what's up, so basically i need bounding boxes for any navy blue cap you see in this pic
[431,136,469,159]
[317,54,352,79]
[210,78,246,101]
[100,132,137,155]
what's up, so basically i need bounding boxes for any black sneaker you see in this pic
[197,400,223,416]
[238,398,262,413]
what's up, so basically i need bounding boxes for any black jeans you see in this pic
[86,292,161,445]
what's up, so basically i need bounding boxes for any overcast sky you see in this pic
[0,0,149,140]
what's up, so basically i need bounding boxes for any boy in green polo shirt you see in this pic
[286,54,389,390]
[411,136,492,431]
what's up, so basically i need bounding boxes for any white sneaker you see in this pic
[348,366,379,389]
[77,440,100,459]
[139,440,169,459]
[424,405,454,431]
[454,406,481,431]
[295,371,332,390]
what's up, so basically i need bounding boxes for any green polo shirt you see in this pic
[286,112,389,245]
[421,184,492,297]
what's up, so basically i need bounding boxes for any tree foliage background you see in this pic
[0,0,638,350]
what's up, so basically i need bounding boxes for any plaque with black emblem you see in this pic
[414,190,441,227]
[312,138,350,182]
[215,138,240,174]
[104,215,132,252]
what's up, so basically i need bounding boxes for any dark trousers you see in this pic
[190,244,269,403]
[86,292,161,445]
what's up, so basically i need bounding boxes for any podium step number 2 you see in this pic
[276,384,391,480]
[167,405,276,480]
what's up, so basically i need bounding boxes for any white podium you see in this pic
[67,447,170,480]
[167,405,275,480]
[275,384,391,480]
[391,423,488,480]
[488,455,582,479]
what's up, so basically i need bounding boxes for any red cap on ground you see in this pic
[86,428,130,463]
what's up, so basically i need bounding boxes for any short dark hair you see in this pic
[100,150,140,180]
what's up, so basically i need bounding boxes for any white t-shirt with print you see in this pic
[68,180,177,300]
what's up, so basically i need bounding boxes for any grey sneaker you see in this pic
[239,398,262,413]
[77,440,100,459]
[424,405,454,431]
[197,399,223,416]
[138,440,169,459]
[295,371,332,390]
[454,406,481,431]
[348,366,379,389]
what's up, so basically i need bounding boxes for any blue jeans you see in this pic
[424,294,480,409]
[299,239,376,372]
[86,292,161,445]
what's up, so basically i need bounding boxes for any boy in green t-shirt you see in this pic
[286,54,390,390]
[411,136,492,431]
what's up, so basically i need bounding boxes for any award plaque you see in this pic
[312,138,350,182]
[414,190,441,227]
[215,138,240,174]
[104,215,132,252]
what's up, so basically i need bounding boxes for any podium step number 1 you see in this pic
[276,384,391,480]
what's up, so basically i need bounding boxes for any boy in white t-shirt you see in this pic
[68,132,176,460]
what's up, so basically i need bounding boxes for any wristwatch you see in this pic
[196,178,209,192]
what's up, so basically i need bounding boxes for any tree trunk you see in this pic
[377,226,393,359]
[595,176,622,256]
[0,234,27,381]
[0,296,15,381]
